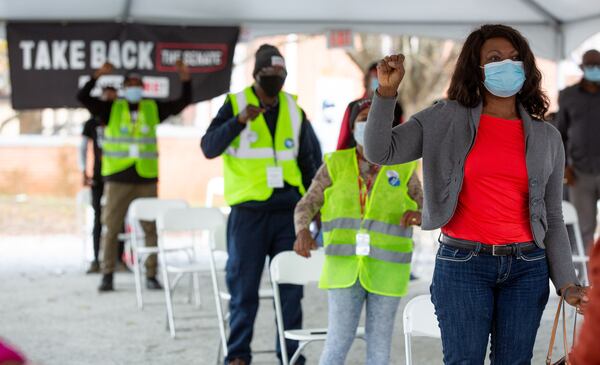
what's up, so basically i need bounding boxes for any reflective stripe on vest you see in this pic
[324,244,413,264]
[102,137,157,144]
[102,99,159,178]
[322,217,413,238]
[225,147,296,161]
[103,151,159,158]
[222,87,305,206]
[226,91,301,160]
[318,148,418,297]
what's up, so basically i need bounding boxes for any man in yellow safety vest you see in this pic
[201,44,322,365]
[78,60,191,292]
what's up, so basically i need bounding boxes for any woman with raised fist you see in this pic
[365,24,587,364]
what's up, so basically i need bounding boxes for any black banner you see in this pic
[7,22,239,110]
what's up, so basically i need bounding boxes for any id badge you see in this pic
[129,144,140,158]
[267,166,284,188]
[355,232,370,256]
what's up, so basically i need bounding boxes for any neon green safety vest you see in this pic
[224,86,305,206]
[320,148,418,297]
[102,99,159,178]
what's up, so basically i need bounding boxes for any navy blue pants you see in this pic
[431,243,550,365]
[225,207,304,364]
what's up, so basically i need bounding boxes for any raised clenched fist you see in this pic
[377,54,406,97]
[94,62,114,79]
[237,105,265,125]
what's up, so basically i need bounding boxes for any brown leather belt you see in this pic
[440,234,538,256]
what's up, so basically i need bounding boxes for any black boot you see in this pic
[98,273,114,292]
[86,261,100,274]
[146,277,163,290]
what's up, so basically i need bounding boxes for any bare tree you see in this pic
[347,34,460,117]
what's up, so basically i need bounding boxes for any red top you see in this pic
[442,114,533,245]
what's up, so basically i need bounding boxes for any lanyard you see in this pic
[357,155,379,219]
[260,101,279,166]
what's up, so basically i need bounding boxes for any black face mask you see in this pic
[258,75,285,97]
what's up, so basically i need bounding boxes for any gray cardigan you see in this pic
[364,93,579,291]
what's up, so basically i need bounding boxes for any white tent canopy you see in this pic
[0,0,599,60]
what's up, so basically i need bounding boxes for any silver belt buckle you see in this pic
[492,245,502,256]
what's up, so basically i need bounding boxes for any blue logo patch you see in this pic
[386,170,400,187]
[284,138,294,149]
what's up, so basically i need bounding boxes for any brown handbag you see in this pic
[546,291,579,365]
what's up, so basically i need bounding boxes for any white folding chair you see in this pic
[270,250,365,365]
[205,176,230,215]
[157,207,227,338]
[208,218,275,364]
[76,189,94,264]
[127,198,189,309]
[204,176,274,361]
[403,294,441,365]
[562,200,590,285]
[205,176,224,207]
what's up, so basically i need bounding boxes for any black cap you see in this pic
[124,71,142,83]
[253,44,286,77]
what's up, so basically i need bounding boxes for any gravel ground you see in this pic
[0,232,577,365]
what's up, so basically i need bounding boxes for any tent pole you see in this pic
[121,0,133,23]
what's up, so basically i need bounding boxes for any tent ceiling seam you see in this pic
[520,0,562,27]
[565,12,600,25]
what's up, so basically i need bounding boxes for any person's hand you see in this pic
[294,228,318,258]
[564,166,576,186]
[237,105,265,125]
[562,284,589,314]
[400,210,422,227]
[83,173,93,187]
[94,62,114,79]
[376,54,406,97]
[175,60,191,81]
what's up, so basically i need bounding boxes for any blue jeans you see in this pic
[226,207,304,364]
[319,281,401,365]
[430,243,550,365]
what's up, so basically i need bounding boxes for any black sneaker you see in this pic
[146,277,163,290]
[98,273,114,292]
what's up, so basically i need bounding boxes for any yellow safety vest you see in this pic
[320,148,418,297]
[102,99,159,178]
[223,86,305,206]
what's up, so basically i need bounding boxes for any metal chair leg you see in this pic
[289,341,310,365]
[161,264,176,338]
[193,272,202,307]
[133,250,144,310]
[405,334,413,365]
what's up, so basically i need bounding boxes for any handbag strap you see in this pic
[573,310,578,346]
[562,293,569,363]
[546,294,564,364]
[547,288,581,364]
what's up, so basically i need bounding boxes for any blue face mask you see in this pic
[583,66,600,82]
[354,121,366,146]
[124,86,143,103]
[482,59,526,98]
[369,78,379,94]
